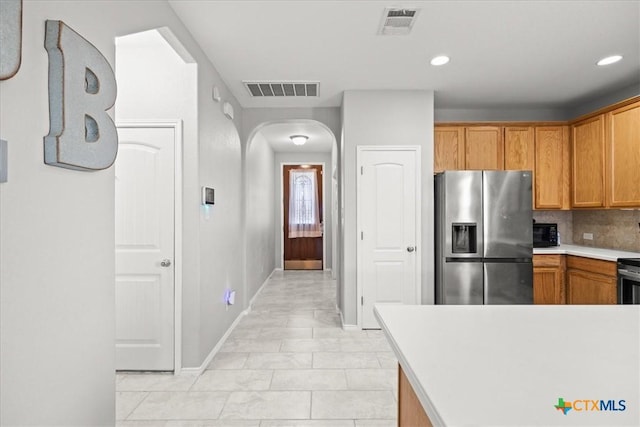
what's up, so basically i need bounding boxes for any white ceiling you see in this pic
[256,121,335,153]
[169,0,639,110]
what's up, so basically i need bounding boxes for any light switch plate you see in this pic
[0,139,7,183]
[583,232,594,240]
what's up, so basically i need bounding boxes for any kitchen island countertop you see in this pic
[533,243,640,261]
[374,304,640,426]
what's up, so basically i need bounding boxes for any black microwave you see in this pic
[533,223,559,247]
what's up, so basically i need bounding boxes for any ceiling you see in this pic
[256,121,335,153]
[168,0,639,110]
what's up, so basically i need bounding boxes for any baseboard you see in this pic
[247,268,277,311]
[339,310,359,331]
[180,307,250,376]
[180,268,277,376]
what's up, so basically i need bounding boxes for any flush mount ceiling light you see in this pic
[597,55,623,66]
[290,135,308,146]
[430,55,450,66]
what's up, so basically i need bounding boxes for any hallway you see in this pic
[116,271,398,426]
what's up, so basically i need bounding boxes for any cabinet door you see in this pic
[606,101,640,207]
[434,127,465,173]
[571,116,605,207]
[567,269,617,304]
[465,126,504,170]
[504,127,535,171]
[535,126,569,210]
[533,255,565,304]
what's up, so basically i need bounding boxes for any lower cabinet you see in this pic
[566,256,617,304]
[533,255,566,304]
[398,364,433,426]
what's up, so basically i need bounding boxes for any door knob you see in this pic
[160,259,172,267]
[407,246,415,253]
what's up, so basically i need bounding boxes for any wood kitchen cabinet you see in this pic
[465,126,504,170]
[399,365,433,426]
[571,115,606,207]
[533,255,566,304]
[434,127,465,173]
[606,101,640,207]
[534,126,570,209]
[566,256,617,304]
[504,127,535,170]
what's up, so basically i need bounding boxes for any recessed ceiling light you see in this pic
[290,135,308,146]
[430,55,450,66]
[597,55,623,66]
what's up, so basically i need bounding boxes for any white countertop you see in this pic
[533,244,640,261]
[374,304,640,426]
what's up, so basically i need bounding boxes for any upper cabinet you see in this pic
[606,101,640,207]
[434,127,465,173]
[504,127,535,170]
[535,126,570,210]
[571,99,640,209]
[571,115,606,207]
[465,126,504,170]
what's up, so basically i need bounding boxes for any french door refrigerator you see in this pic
[435,170,533,304]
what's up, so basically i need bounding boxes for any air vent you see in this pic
[378,8,420,35]
[243,81,320,97]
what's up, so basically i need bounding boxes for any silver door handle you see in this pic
[407,246,415,253]
[160,259,172,267]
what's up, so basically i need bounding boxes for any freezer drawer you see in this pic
[439,261,484,305]
[484,261,533,304]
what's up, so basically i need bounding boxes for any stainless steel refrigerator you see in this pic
[435,170,533,304]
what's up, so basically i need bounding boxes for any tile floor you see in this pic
[116,270,398,426]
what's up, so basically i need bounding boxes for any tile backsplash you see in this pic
[533,211,573,245]
[572,210,640,252]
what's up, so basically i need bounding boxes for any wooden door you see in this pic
[504,127,535,171]
[115,125,175,371]
[606,101,640,207]
[571,116,605,207]
[535,126,570,209]
[358,148,420,329]
[434,126,465,173]
[283,164,323,270]
[465,126,504,170]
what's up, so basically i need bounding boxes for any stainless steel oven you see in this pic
[618,258,640,304]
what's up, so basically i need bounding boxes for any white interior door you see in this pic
[358,147,420,329]
[115,125,175,371]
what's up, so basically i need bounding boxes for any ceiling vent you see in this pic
[243,81,320,97]
[378,8,420,35]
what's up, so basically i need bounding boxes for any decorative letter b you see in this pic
[44,20,118,170]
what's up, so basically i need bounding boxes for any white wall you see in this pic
[245,132,276,302]
[340,90,435,326]
[274,152,333,270]
[0,1,244,424]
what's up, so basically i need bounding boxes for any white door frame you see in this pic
[115,120,183,374]
[280,162,327,270]
[356,145,422,328]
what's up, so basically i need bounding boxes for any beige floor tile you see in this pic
[345,369,396,391]
[375,353,398,369]
[206,352,249,370]
[117,374,197,392]
[354,420,396,427]
[311,391,396,420]
[259,327,313,339]
[312,352,380,369]
[127,391,229,420]
[118,421,259,427]
[244,352,312,369]
[260,421,354,427]
[271,369,347,390]
[220,339,282,353]
[220,391,311,420]
[116,391,148,420]
[191,369,273,391]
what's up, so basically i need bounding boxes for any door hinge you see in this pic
[361,231,363,240]
[360,166,363,175]
[361,296,364,305]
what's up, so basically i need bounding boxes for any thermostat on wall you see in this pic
[202,187,215,205]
